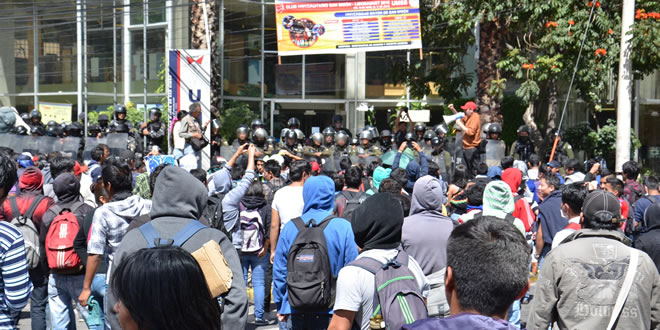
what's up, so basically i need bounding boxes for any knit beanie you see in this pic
[482,180,515,219]
[351,193,404,251]
[19,166,44,192]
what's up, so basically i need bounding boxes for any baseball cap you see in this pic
[460,101,478,111]
[582,190,621,224]
[547,160,561,168]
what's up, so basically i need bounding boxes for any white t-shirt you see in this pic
[271,185,304,230]
[333,249,430,330]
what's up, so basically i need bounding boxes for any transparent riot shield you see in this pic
[37,136,57,155]
[485,139,506,167]
[60,137,81,160]
[320,155,340,173]
[0,134,13,149]
[220,145,238,163]
[23,136,40,155]
[9,135,26,154]
[83,137,108,160]
[106,133,129,156]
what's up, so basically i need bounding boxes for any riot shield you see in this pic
[9,135,26,154]
[220,145,238,162]
[320,155,341,173]
[485,139,506,167]
[37,136,57,154]
[106,133,129,156]
[0,134,13,149]
[83,137,108,160]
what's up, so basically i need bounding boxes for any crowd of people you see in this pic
[0,100,655,330]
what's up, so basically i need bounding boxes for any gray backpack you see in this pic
[349,250,428,329]
[9,196,44,269]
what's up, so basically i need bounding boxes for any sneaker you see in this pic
[254,318,269,326]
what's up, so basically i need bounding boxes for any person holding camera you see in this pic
[393,107,411,148]
[452,101,481,177]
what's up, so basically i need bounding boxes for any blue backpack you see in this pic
[139,221,207,248]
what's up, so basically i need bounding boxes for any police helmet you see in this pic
[98,114,109,123]
[266,136,277,146]
[20,113,29,121]
[350,137,359,146]
[46,125,61,137]
[380,129,392,138]
[149,108,162,120]
[47,121,57,128]
[311,132,324,145]
[405,132,417,142]
[294,129,305,142]
[322,126,336,137]
[414,123,426,133]
[423,130,437,141]
[285,129,297,141]
[433,124,448,136]
[431,136,442,148]
[517,125,530,134]
[88,124,101,137]
[212,119,222,131]
[253,128,268,140]
[287,117,301,129]
[114,104,127,114]
[66,122,84,137]
[251,119,264,130]
[336,130,349,144]
[30,125,45,136]
[488,123,502,134]
[359,130,374,141]
[14,126,28,136]
[236,125,250,137]
[30,110,41,120]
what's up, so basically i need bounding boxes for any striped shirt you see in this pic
[0,222,32,329]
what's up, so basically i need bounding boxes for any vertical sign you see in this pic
[167,49,211,169]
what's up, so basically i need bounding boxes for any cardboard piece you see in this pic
[192,240,233,297]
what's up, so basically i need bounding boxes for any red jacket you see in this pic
[0,192,55,235]
[502,168,536,232]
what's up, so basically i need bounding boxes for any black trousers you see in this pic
[463,147,480,178]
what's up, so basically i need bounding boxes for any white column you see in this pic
[615,0,635,171]
[123,0,132,104]
[77,0,83,112]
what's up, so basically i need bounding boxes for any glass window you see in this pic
[264,54,301,98]
[365,51,407,99]
[130,29,165,94]
[11,7,34,94]
[87,27,123,92]
[223,0,262,96]
[305,55,345,98]
[39,5,77,92]
[130,0,145,25]
[149,0,166,23]
[264,3,277,51]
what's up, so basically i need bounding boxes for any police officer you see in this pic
[87,124,102,138]
[252,128,271,157]
[232,125,251,147]
[414,123,426,142]
[98,114,110,135]
[294,128,305,146]
[357,130,382,157]
[509,125,536,162]
[141,108,166,149]
[349,137,360,155]
[422,130,436,152]
[304,132,331,160]
[46,124,62,138]
[29,110,44,129]
[431,136,453,181]
[322,127,335,148]
[287,117,301,130]
[266,136,278,155]
[334,130,351,157]
[109,104,134,133]
[486,122,502,140]
[281,129,303,160]
[20,112,29,124]
[30,125,45,137]
[380,129,393,153]
[545,129,574,165]
[331,114,352,138]
[251,119,264,132]
[114,123,140,154]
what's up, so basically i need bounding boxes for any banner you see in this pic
[39,102,72,124]
[167,49,212,169]
[275,0,422,55]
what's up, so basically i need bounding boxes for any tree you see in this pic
[190,0,220,108]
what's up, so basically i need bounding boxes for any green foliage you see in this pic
[563,122,597,152]
[220,101,259,142]
[585,119,641,164]
[500,95,527,144]
[87,101,147,125]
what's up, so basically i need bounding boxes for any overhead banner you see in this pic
[167,49,211,169]
[39,102,72,124]
[275,0,422,55]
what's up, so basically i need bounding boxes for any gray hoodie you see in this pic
[212,164,256,249]
[108,166,248,330]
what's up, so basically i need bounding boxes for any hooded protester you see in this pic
[108,166,248,329]
[481,181,526,235]
[365,166,391,196]
[634,202,660,271]
[402,176,453,318]
[273,175,358,330]
[392,141,428,194]
[329,193,429,330]
[0,166,54,330]
[39,173,99,329]
[79,161,152,311]
[501,168,536,233]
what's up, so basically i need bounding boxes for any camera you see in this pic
[584,157,607,173]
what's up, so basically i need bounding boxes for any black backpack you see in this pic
[286,215,335,312]
[338,191,366,222]
[203,192,228,236]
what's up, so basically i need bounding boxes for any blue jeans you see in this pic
[90,274,107,329]
[278,313,331,330]
[241,253,268,319]
[48,274,85,330]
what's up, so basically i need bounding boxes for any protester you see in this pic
[109,165,248,329]
[535,174,565,263]
[79,159,152,310]
[273,175,358,329]
[546,160,564,184]
[604,177,629,220]
[528,190,660,329]
[634,202,660,271]
[402,176,453,318]
[334,167,368,219]
[261,159,285,204]
[269,160,310,262]
[457,179,489,224]
[111,246,222,330]
[453,101,480,176]
[622,160,644,206]
[632,176,660,234]
[551,183,587,249]
[365,166,391,196]
[403,217,529,330]
[0,166,54,330]
[502,168,536,233]
[393,141,428,194]
[0,152,32,328]
[563,159,585,184]
[329,193,428,330]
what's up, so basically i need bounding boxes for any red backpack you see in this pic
[45,203,84,273]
